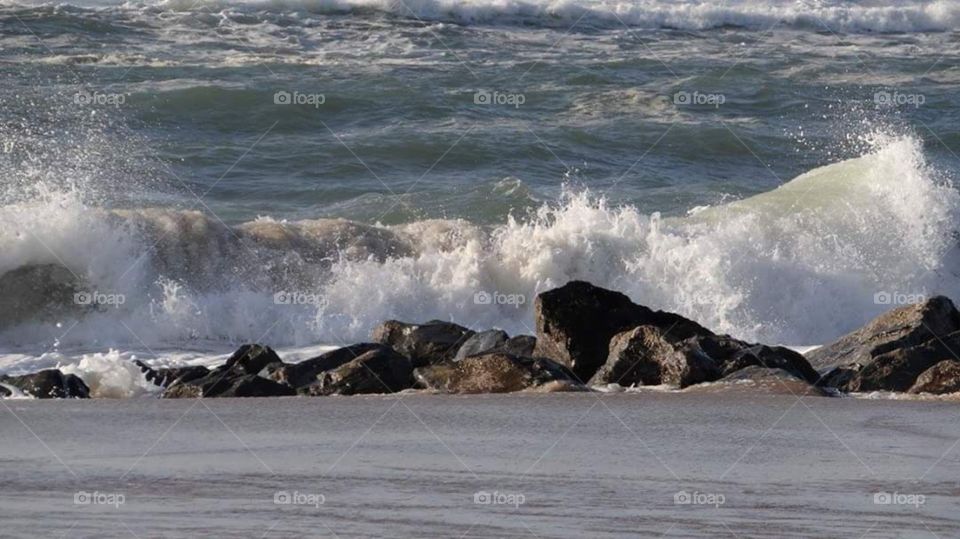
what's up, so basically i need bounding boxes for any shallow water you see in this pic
[1,393,958,538]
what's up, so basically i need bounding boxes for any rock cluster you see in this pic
[7,281,960,399]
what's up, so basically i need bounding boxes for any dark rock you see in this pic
[214,375,296,398]
[264,343,385,388]
[0,384,10,397]
[827,331,960,392]
[502,335,537,357]
[135,360,210,388]
[806,296,960,373]
[714,344,821,384]
[414,353,578,394]
[223,344,283,375]
[372,320,475,367]
[454,330,508,362]
[909,360,960,395]
[533,281,713,381]
[303,347,413,396]
[589,326,720,388]
[704,366,830,397]
[2,370,90,399]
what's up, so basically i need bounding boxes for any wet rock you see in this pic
[533,281,713,381]
[819,330,960,392]
[909,360,960,395]
[161,343,291,398]
[806,296,960,378]
[699,366,830,397]
[0,384,10,397]
[714,344,821,384]
[1,370,90,399]
[135,361,210,388]
[223,344,283,375]
[213,375,296,398]
[264,343,385,388]
[303,347,413,396]
[372,320,475,367]
[589,326,720,388]
[414,353,579,394]
[454,330,509,361]
[502,335,537,357]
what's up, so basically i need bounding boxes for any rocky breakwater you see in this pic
[6,281,960,399]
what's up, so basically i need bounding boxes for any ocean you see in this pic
[1,0,959,390]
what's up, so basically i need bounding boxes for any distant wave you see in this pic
[4,0,959,33]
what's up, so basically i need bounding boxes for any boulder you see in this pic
[589,326,720,388]
[414,353,579,394]
[1,370,90,399]
[213,375,296,398]
[699,366,830,397]
[264,343,385,388]
[372,320,475,367]
[502,335,537,357]
[302,347,413,396]
[713,344,821,384]
[135,361,210,388]
[161,343,292,398]
[818,330,960,392]
[806,296,960,373]
[909,360,960,395]
[454,330,509,362]
[223,344,283,375]
[533,281,712,381]
[0,384,10,398]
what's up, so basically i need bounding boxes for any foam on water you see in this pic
[1,132,957,374]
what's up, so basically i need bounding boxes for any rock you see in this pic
[454,330,509,362]
[2,370,90,399]
[303,347,413,396]
[414,353,579,394]
[264,343,385,388]
[589,326,720,388]
[135,360,210,388]
[213,375,297,398]
[806,296,960,373]
[909,360,960,395]
[223,344,283,375]
[372,320,475,367]
[502,335,537,357]
[0,384,10,397]
[161,343,292,398]
[818,330,960,393]
[533,281,713,381]
[695,366,830,397]
[713,344,821,384]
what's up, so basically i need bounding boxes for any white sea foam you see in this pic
[0,132,958,395]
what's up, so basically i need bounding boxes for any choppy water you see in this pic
[2,0,960,383]
[1,393,959,538]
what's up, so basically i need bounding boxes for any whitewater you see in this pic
[1,133,958,397]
